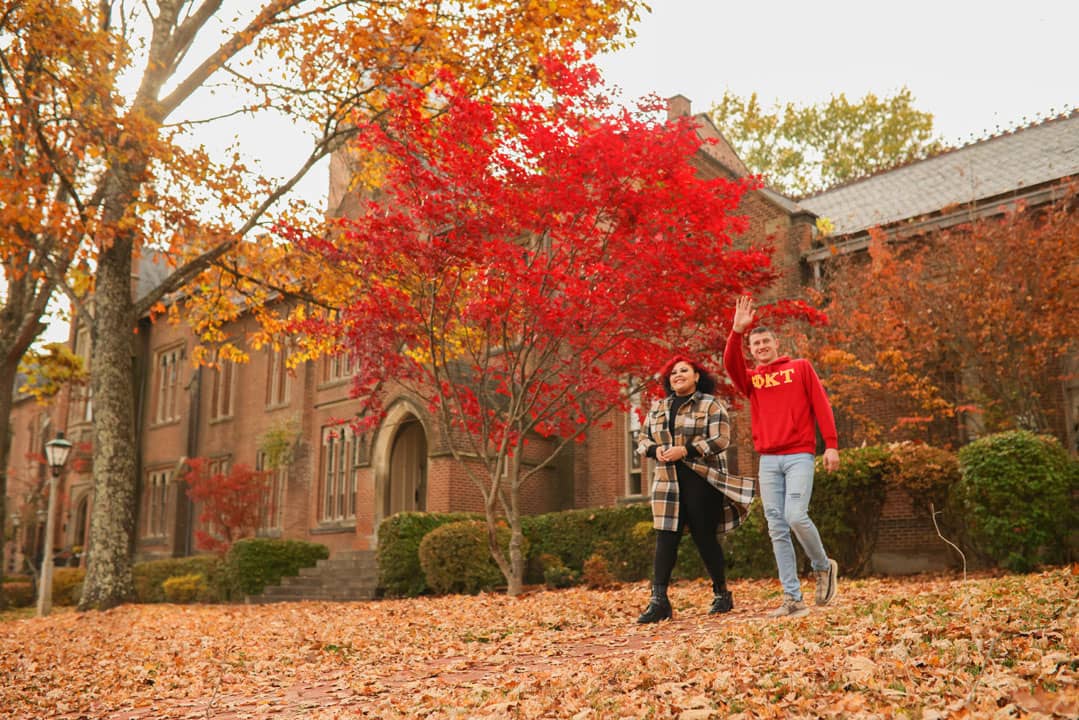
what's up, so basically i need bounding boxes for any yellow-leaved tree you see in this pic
[0,0,645,610]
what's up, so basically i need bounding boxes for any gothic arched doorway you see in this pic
[73,495,90,564]
[385,417,427,517]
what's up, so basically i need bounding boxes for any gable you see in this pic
[667,95,750,178]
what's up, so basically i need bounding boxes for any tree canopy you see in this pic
[709,87,945,197]
[0,0,646,610]
[290,58,821,594]
[810,185,1079,444]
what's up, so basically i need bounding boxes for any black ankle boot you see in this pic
[709,590,733,614]
[637,585,672,624]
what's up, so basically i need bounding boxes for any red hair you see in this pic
[658,354,717,395]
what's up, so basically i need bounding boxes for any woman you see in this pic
[636,355,755,623]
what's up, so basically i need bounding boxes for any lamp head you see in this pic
[44,432,73,476]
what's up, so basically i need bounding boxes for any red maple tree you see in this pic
[288,58,820,593]
[182,458,270,554]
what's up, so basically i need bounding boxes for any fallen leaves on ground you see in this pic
[1,568,1075,719]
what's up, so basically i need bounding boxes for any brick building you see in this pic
[802,109,1079,451]
[798,109,1079,571]
[7,100,1073,581]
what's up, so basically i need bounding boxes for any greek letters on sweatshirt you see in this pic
[723,330,838,455]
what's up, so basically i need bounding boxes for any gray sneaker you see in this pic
[768,596,810,618]
[814,558,838,606]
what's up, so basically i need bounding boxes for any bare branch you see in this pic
[133,122,356,317]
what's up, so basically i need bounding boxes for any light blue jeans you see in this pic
[758,453,830,601]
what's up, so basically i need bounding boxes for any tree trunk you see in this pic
[78,233,138,610]
[0,359,18,609]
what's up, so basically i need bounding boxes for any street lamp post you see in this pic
[7,512,20,575]
[37,432,73,617]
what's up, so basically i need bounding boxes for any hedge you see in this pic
[813,445,894,576]
[134,555,230,603]
[2,579,34,608]
[377,511,483,597]
[162,573,210,603]
[381,499,779,597]
[226,537,329,597]
[520,504,652,582]
[51,567,86,606]
[954,430,1077,572]
[418,521,524,595]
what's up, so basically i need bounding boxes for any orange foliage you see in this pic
[813,184,1079,443]
[0,569,1074,717]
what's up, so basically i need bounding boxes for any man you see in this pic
[723,295,839,618]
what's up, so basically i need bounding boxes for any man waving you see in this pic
[723,295,839,618]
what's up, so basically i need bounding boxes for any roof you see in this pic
[666,95,813,219]
[799,110,1079,236]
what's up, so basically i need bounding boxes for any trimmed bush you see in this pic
[721,501,776,580]
[954,430,1077,572]
[134,555,229,603]
[51,567,86,606]
[670,530,708,581]
[600,521,654,583]
[540,553,577,589]
[583,506,768,584]
[813,445,894,576]
[521,503,652,582]
[418,520,522,595]
[226,538,329,597]
[378,511,483,597]
[2,580,34,607]
[162,573,209,603]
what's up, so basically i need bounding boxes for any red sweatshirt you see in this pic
[723,330,838,455]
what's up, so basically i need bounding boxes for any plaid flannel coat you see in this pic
[637,391,755,534]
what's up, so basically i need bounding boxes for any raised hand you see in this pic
[733,295,756,333]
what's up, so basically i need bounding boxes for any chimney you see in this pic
[667,95,692,120]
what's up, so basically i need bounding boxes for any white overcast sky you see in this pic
[595,0,1076,144]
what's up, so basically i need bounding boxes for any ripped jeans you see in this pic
[758,453,830,601]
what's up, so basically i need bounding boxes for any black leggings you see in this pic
[653,468,728,592]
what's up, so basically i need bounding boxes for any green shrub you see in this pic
[954,431,1078,572]
[591,509,761,585]
[418,520,522,595]
[226,538,329,597]
[2,580,33,607]
[133,555,229,603]
[377,511,483,597]
[721,501,776,580]
[162,573,209,603]
[540,553,577,589]
[813,445,894,576]
[521,503,652,582]
[600,521,655,582]
[670,530,708,581]
[51,567,86,606]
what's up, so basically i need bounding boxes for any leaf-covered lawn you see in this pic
[2,568,1075,719]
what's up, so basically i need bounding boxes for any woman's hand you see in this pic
[657,446,688,463]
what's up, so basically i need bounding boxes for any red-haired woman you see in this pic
[635,355,755,623]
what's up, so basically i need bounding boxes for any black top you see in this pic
[645,393,700,460]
